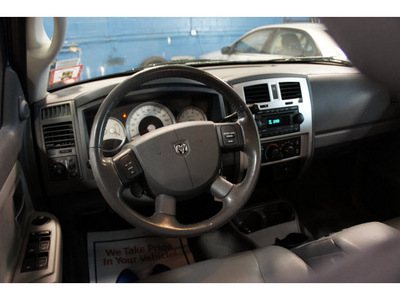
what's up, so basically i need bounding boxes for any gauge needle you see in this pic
[132,129,149,138]
[109,128,120,136]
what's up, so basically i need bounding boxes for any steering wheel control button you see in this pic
[120,155,139,178]
[218,124,244,151]
[113,150,142,185]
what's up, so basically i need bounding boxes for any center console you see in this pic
[233,76,313,168]
[231,77,313,246]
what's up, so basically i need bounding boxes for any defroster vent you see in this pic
[244,84,270,103]
[43,122,75,151]
[279,82,302,100]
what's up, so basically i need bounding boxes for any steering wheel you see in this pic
[89,65,261,237]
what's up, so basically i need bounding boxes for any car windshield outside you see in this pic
[44,17,348,90]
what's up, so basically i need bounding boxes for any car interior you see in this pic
[1,16,400,285]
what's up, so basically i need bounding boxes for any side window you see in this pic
[270,29,319,57]
[232,29,273,54]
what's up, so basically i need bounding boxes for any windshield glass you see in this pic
[44,17,348,90]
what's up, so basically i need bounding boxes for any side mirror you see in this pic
[221,46,231,55]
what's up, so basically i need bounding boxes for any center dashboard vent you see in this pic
[41,104,71,120]
[279,82,302,100]
[243,84,270,103]
[43,122,75,151]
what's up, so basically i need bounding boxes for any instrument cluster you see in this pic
[102,101,208,153]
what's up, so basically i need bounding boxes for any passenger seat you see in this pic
[139,222,400,282]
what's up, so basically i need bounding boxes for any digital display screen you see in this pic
[265,115,290,128]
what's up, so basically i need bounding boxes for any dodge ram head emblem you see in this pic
[174,142,189,155]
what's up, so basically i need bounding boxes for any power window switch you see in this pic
[36,255,48,270]
[39,240,50,251]
[37,231,51,237]
[21,257,36,273]
[26,241,37,254]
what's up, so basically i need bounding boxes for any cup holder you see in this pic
[238,212,264,234]
[233,202,295,234]
[263,202,294,228]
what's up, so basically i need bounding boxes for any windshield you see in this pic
[45,17,348,90]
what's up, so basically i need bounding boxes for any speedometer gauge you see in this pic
[126,102,175,141]
[177,106,207,122]
[102,117,126,152]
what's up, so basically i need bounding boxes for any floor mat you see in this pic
[87,228,194,283]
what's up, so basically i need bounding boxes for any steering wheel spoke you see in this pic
[147,194,181,229]
[210,175,234,201]
[154,194,177,216]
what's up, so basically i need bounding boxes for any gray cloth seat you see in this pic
[140,222,400,283]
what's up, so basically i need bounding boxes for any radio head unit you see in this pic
[255,105,304,138]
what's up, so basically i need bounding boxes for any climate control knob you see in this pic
[282,145,295,157]
[265,144,283,161]
[51,162,67,178]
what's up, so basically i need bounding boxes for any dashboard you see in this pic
[33,63,400,196]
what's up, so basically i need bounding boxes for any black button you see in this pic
[114,152,142,184]
[26,241,37,254]
[39,240,50,251]
[60,149,72,154]
[22,257,36,272]
[36,255,48,269]
[37,231,51,237]
[221,125,238,147]
[119,154,140,180]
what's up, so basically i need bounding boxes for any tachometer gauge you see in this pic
[102,117,126,152]
[126,102,175,141]
[177,106,207,122]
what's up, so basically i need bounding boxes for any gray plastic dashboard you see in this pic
[34,63,400,196]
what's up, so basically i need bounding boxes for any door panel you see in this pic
[0,24,62,281]
[0,63,32,280]
[0,162,33,282]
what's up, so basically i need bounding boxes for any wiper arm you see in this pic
[264,56,353,67]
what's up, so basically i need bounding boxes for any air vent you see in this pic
[43,122,75,151]
[243,84,270,103]
[279,82,302,100]
[41,104,71,120]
